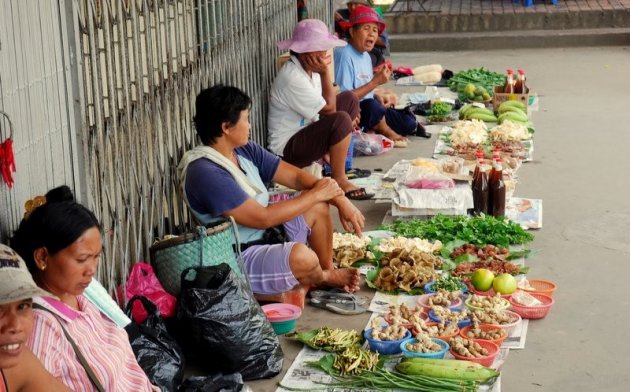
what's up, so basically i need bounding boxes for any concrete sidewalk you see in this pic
[248,46,630,392]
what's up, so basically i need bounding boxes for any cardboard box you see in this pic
[492,86,530,108]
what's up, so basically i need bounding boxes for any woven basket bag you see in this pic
[149,220,243,296]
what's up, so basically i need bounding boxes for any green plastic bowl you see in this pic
[270,319,297,335]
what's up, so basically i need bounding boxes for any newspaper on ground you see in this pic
[506,197,543,230]
[276,345,503,392]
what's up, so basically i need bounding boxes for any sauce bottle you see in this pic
[503,69,515,94]
[472,149,485,181]
[514,69,527,94]
[489,156,506,217]
[472,159,490,215]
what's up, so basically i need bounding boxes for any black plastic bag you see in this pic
[177,373,244,392]
[177,263,283,380]
[125,295,185,392]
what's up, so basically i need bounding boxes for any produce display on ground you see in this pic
[277,67,554,392]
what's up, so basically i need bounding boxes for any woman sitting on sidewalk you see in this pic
[10,187,157,391]
[179,85,365,295]
[335,5,431,142]
[268,19,371,200]
[0,244,71,392]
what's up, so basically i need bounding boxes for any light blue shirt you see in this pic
[334,44,375,100]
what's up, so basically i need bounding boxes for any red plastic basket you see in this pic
[450,339,499,367]
[508,293,554,319]
[521,279,557,298]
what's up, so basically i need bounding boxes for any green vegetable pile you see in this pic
[429,101,453,116]
[381,214,534,248]
[448,67,505,101]
[430,276,464,292]
[294,327,362,352]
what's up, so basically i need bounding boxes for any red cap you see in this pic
[506,69,513,74]
[517,69,524,74]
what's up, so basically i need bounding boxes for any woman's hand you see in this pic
[303,52,331,75]
[309,178,343,202]
[372,66,392,86]
[335,197,365,236]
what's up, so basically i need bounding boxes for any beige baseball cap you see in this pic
[0,244,48,305]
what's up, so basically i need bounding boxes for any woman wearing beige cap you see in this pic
[0,244,70,391]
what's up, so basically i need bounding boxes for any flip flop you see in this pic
[309,296,367,315]
[344,188,374,201]
[346,168,371,179]
[309,289,369,306]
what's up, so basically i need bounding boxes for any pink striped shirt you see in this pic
[28,295,154,392]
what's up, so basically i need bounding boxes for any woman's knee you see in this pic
[337,91,360,119]
[288,243,321,281]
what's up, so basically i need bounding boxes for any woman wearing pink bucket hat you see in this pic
[269,19,374,200]
[334,5,431,142]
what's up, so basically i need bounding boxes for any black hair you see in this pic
[10,185,101,275]
[193,84,252,145]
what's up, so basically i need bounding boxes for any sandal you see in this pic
[309,289,369,306]
[309,296,367,315]
[344,188,374,200]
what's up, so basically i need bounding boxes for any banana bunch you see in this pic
[396,357,499,382]
[459,104,498,123]
[496,100,528,125]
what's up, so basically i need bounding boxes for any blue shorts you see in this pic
[241,215,311,295]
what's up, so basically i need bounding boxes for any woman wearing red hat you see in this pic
[334,5,431,142]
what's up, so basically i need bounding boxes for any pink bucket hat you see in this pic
[277,19,347,53]
[340,5,385,35]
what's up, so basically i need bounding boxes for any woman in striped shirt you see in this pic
[11,186,157,392]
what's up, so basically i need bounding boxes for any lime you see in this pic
[492,273,517,295]
[471,268,495,292]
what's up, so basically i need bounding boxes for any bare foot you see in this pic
[322,267,360,292]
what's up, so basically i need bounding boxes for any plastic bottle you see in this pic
[515,69,527,94]
[488,156,506,217]
[503,69,515,94]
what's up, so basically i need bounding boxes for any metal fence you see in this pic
[0,0,333,294]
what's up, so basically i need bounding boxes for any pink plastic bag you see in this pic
[120,262,176,323]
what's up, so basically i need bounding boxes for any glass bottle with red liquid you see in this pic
[472,156,490,215]
[503,69,515,94]
[488,155,506,218]
[514,69,527,94]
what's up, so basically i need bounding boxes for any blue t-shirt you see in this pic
[184,142,281,242]
[334,44,374,100]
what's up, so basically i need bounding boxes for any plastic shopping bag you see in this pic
[177,263,283,380]
[125,296,185,392]
[353,132,393,156]
[122,262,177,323]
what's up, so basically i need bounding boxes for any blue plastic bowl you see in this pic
[424,281,469,294]
[428,309,472,329]
[400,337,449,359]
[270,319,296,335]
[364,328,411,355]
